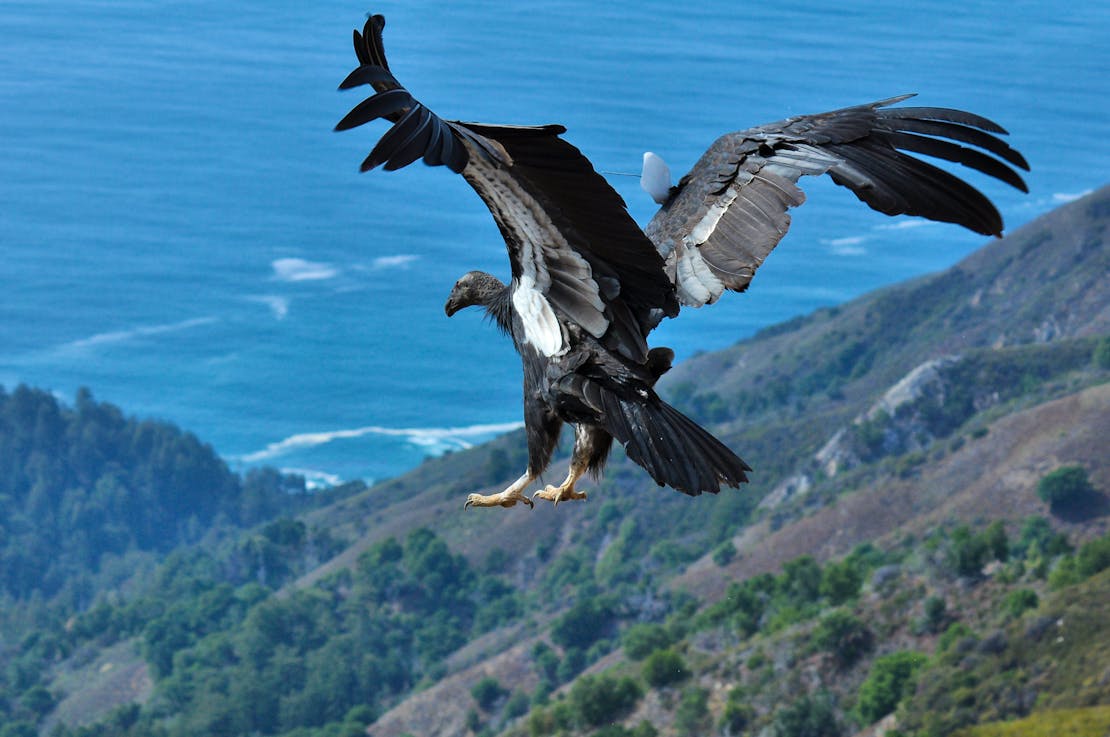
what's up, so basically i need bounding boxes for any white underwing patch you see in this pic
[674,243,724,307]
[513,276,564,357]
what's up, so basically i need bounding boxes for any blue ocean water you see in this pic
[2,1,1107,485]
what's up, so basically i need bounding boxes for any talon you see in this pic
[533,483,588,507]
[462,471,537,510]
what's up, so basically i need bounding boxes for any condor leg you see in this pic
[463,471,536,510]
[533,425,610,506]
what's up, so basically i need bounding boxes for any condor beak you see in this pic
[444,295,460,317]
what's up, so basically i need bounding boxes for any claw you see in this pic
[532,484,588,507]
[463,488,534,510]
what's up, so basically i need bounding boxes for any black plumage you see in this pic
[336,15,1027,508]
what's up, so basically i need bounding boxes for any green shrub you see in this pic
[504,690,530,719]
[622,622,672,661]
[641,648,688,687]
[1076,534,1110,577]
[1037,466,1096,515]
[1004,589,1039,618]
[922,595,949,634]
[674,686,711,737]
[1094,336,1110,369]
[471,677,507,710]
[820,559,864,604]
[550,599,614,650]
[721,696,755,735]
[814,609,873,668]
[856,651,928,724]
[949,525,990,578]
[773,692,842,737]
[569,673,642,727]
[937,622,974,653]
[713,541,738,566]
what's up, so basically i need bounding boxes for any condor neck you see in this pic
[483,287,515,336]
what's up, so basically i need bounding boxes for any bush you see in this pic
[641,648,688,687]
[713,541,738,566]
[550,599,614,650]
[622,622,672,661]
[720,693,755,735]
[1037,466,1097,515]
[773,692,842,737]
[674,686,711,737]
[1004,589,1039,618]
[820,559,864,604]
[569,674,642,727]
[472,676,508,710]
[1076,534,1110,577]
[504,690,530,719]
[1094,336,1110,369]
[949,525,990,578]
[781,556,823,604]
[856,651,928,724]
[922,595,949,634]
[814,609,873,668]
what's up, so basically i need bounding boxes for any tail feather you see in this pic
[600,389,750,496]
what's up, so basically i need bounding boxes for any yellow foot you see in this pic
[532,484,588,507]
[463,490,534,510]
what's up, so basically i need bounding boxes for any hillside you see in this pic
[2,186,1107,737]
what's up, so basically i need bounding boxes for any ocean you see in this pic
[2,0,1107,486]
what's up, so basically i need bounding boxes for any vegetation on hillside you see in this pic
[1,191,1107,736]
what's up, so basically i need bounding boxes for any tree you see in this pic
[641,648,688,687]
[550,598,614,651]
[471,677,508,710]
[622,623,672,661]
[569,674,642,727]
[1037,465,1097,516]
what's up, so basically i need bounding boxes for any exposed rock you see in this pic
[758,473,814,510]
[862,356,960,422]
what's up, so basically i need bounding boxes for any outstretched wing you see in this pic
[337,16,678,363]
[645,95,1030,307]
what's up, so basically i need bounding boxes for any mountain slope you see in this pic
[20,187,1110,736]
[350,187,1109,736]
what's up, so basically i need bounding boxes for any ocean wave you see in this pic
[820,235,867,256]
[280,467,346,489]
[271,257,338,282]
[875,218,935,231]
[247,295,290,320]
[1052,189,1093,204]
[239,420,524,463]
[58,316,219,352]
[370,254,419,270]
